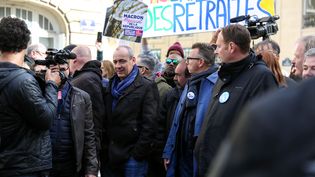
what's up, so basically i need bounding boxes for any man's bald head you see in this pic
[70,45,92,74]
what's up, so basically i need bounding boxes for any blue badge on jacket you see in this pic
[219,91,229,103]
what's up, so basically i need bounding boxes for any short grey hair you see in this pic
[117,45,134,58]
[304,48,315,60]
[137,53,156,72]
[298,35,315,53]
[26,43,47,56]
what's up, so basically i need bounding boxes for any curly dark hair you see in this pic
[0,16,31,52]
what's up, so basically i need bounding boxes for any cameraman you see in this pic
[0,16,61,177]
[48,61,98,177]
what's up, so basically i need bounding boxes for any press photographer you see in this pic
[34,48,76,86]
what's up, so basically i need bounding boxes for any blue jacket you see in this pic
[162,69,218,177]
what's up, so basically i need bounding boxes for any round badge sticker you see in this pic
[219,92,229,103]
[187,92,195,100]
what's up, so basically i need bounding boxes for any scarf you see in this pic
[185,66,218,108]
[111,65,139,110]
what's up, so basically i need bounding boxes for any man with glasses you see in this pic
[195,24,278,177]
[25,43,47,68]
[161,54,183,88]
[163,43,218,177]
[137,53,157,80]
[48,62,98,177]
[137,44,173,177]
[163,42,184,88]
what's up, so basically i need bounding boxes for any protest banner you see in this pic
[103,0,148,43]
[142,0,276,37]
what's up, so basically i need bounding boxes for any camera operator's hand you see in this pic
[45,68,61,87]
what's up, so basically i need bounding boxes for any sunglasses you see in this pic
[166,58,179,65]
[138,65,149,71]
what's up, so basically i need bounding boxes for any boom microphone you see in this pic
[230,15,251,23]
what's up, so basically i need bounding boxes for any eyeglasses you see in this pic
[186,57,202,61]
[186,57,202,64]
[166,58,179,65]
[138,65,149,71]
[35,51,46,56]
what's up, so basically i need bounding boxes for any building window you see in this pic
[0,7,12,18]
[15,8,32,22]
[303,0,315,28]
[151,49,161,60]
[0,5,60,49]
[39,14,54,31]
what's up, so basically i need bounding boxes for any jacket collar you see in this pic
[189,65,218,85]
[72,60,102,79]
[218,51,256,84]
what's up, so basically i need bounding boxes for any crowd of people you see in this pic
[1,15,315,177]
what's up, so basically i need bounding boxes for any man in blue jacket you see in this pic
[163,43,218,177]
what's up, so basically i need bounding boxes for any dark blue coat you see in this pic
[163,69,218,177]
[104,72,159,168]
[195,53,278,177]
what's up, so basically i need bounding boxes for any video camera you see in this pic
[230,15,280,40]
[34,48,76,86]
[35,48,76,67]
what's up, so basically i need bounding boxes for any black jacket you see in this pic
[195,52,278,177]
[209,78,315,177]
[70,86,98,175]
[0,62,58,176]
[162,87,182,136]
[51,82,98,175]
[71,60,105,154]
[104,73,159,168]
[151,87,182,164]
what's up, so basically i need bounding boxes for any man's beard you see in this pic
[289,72,302,81]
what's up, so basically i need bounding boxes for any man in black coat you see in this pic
[102,45,159,177]
[70,45,105,164]
[208,77,315,177]
[195,24,278,177]
[0,17,60,176]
